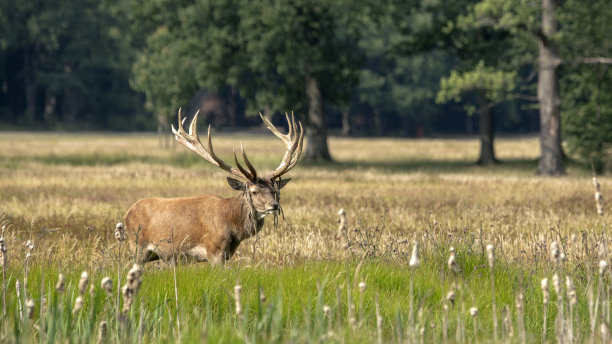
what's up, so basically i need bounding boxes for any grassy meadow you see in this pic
[0,131,609,343]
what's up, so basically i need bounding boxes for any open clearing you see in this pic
[0,132,609,342]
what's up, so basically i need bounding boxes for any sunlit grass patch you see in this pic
[0,132,609,342]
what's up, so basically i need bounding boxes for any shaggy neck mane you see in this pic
[225,193,265,242]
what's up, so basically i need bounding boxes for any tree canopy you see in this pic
[0,0,610,172]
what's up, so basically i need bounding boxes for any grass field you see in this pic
[0,132,609,343]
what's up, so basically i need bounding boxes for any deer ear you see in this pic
[276,178,291,189]
[227,177,245,191]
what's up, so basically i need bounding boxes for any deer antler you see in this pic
[260,112,304,181]
[172,108,256,181]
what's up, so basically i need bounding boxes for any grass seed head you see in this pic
[552,273,561,295]
[323,305,331,317]
[101,277,113,297]
[550,241,560,264]
[234,284,243,316]
[359,281,367,294]
[337,209,347,237]
[0,236,7,268]
[566,276,577,306]
[601,320,610,339]
[600,260,608,277]
[446,290,456,306]
[56,273,65,294]
[25,298,34,319]
[486,244,495,268]
[469,307,478,317]
[409,241,421,269]
[72,296,84,314]
[515,291,524,310]
[97,321,107,344]
[541,278,549,304]
[447,249,459,274]
[259,286,266,303]
[78,271,89,296]
[593,177,605,216]
[599,242,607,261]
[122,264,143,314]
[115,222,125,242]
[126,264,142,294]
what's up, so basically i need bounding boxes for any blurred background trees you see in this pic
[0,0,610,172]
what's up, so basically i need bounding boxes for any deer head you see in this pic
[171,109,304,221]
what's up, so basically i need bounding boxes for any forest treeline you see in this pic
[0,0,611,173]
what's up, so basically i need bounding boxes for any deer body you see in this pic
[126,194,264,264]
[123,110,303,265]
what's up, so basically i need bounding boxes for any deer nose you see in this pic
[269,203,279,211]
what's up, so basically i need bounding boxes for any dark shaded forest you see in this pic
[1,0,610,172]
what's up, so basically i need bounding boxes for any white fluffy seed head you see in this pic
[101,277,112,297]
[56,273,65,293]
[566,276,577,306]
[469,307,478,317]
[409,242,421,269]
[593,177,605,216]
[446,290,456,305]
[541,278,549,304]
[26,298,35,319]
[234,284,242,316]
[599,242,607,261]
[486,244,495,268]
[0,237,7,268]
[73,296,84,314]
[516,292,524,310]
[114,222,125,242]
[78,271,89,296]
[98,321,107,343]
[323,305,331,317]
[550,241,560,264]
[552,273,561,295]
[359,281,367,294]
[447,251,459,274]
[600,260,608,276]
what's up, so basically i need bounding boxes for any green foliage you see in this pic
[357,12,455,124]
[130,0,363,122]
[437,61,516,114]
[0,0,147,129]
[563,66,612,173]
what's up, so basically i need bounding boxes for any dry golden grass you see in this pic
[0,132,608,269]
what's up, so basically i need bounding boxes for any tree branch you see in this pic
[563,57,612,65]
[513,93,538,102]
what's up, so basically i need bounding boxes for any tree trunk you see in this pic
[537,0,565,175]
[477,90,497,165]
[341,109,351,136]
[43,93,57,126]
[23,48,36,123]
[157,114,164,148]
[303,74,332,161]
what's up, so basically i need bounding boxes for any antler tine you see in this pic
[286,121,304,171]
[233,147,253,180]
[285,112,293,141]
[240,142,258,180]
[261,112,304,181]
[172,108,250,181]
[188,110,200,136]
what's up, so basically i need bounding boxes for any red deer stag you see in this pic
[123,109,303,264]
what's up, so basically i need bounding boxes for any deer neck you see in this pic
[229,193,265,241]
